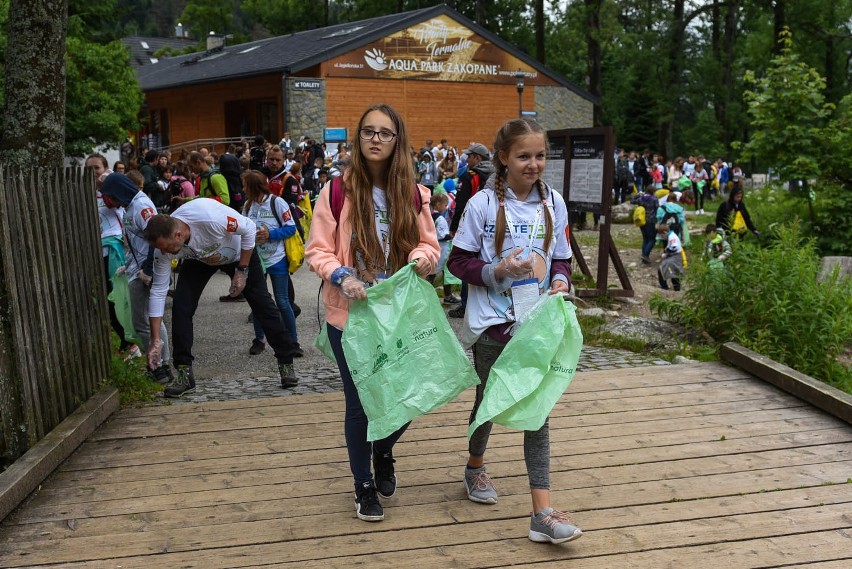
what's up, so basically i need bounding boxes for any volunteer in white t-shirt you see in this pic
[143,198,299,398]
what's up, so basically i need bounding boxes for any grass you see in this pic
[104,339,164,407]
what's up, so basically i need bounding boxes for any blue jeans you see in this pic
[253,270,297,344]
[641,221,657,258]
[327,323,410,488]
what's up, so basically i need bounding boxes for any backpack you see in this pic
[632,205,646,227]
[218,154,246,211]
[249,146,265,171]
[268,195,305,273]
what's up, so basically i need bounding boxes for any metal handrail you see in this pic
[160,137,247,154]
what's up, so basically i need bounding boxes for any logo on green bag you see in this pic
[372,345,388,373]
[549,361,574,374]
[396,338,403,349]
[412,326,438,342]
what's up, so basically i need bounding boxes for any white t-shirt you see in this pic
[149,198,256,318]
[453,183,571,347]
[363,186,391,279]
[98,191,124,256]
[123,192,158,282]
[244,194,292,268]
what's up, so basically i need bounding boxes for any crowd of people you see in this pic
[86,107,589,546]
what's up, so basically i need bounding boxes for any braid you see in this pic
[493,164,508,257]
[536,179,553,254]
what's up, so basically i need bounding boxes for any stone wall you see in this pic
[535,86,594,130]
[287,78,327,141]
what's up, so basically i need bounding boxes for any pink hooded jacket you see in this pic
[305,180,440,330]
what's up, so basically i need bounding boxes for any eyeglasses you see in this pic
[359,128,397,143]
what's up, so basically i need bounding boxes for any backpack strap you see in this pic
[269,195,283,227]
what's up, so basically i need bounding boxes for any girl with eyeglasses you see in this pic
[305,103,440,522]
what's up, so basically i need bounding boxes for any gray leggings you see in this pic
[468,336,550,490]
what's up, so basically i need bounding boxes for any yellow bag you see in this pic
[681,248,688,269]
[284,231,305,274]
[632,205,646,227]
[732,210,747,234]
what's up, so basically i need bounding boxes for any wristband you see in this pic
[236,266,249,273]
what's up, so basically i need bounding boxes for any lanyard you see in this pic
[502,201,543,258]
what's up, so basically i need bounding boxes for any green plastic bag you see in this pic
[468,294,583,436]
[443,244,462,286]
[107,272,139,344]
[314,322,336,363]
[343,262,479,441]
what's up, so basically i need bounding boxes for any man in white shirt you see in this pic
[144,199,299,397]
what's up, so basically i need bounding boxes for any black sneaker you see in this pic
[373,449,397,498]
[448,306,465,319]
[164,365,196,398]
[293,343,304,358]
[219,293,246,302]
[279,362,298,388]
[249,338,266,355]
[354,481,384,522]
[148,364,173,385]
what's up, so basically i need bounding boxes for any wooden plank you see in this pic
[5,498,850,568]
[0,388,119,521]
[721,342,852,425]
[47,412,845,490]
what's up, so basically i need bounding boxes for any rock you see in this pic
[605,311,620,318]
[672,355,696,364]
[614,296,641,305]
[579,307,606,318]
[611,202,634,223]
[818,256,852,282]
[600,317,695,347]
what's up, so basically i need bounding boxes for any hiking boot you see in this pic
[249,338,266,355]
[148,364,173,385]
[373,449,397,499]
[448,306,465,319]
[164,366,196,398]
[354,481,384,522]
[279,362,298,388]
[529,508,583,544]
[443,294,461,305]
[293,343,304,358]
[219,293,246,302]
[640,255,651,264]
[464,466,497,504]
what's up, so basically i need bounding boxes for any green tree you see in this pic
[179,0,236,39]
[738,29,832,188]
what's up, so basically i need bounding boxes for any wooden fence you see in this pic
[0,166,111,464]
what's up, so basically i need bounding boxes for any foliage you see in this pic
[737,29,834,184]
[106,339,163,407]
[650,223,852,392]
[65,36,144,159]
[811,94,852,255]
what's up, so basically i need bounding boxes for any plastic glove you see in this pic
[495,248,535,280]
[136,271,152,287]
[114,265,127,277]
[548,279,572,297]
[147,339,163,369]
[230,270,247,297]
[340,275,367,300]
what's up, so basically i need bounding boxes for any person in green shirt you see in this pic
[188,151,229,205]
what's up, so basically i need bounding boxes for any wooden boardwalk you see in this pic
[1,362,851,568]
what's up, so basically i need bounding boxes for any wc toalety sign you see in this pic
[327,15,556,86]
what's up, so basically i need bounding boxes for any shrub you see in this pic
[650,222,852,392]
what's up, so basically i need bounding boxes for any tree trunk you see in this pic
[584,0,603,126]
[658,0,685,158]
[772,0,786,54]
[475,0,488,29]
[535,0,545,63]
[0,0,68,167]
[719,0,741,151]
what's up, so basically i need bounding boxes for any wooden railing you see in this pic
[0,166,111,464]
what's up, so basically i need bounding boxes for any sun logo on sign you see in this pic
[364,48,388,71]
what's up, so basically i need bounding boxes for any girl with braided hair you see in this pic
[447,118,581,544]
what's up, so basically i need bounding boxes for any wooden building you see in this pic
[135,5,596,153]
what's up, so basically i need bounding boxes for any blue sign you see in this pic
[324,128,348,142]
[521,110,538,118]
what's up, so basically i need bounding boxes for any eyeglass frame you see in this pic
[359,128,398,143]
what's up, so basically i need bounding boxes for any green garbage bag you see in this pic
[468,294,583,436]
[444,243,462,286]
[343,262,479,441]
[314,322,336,363]
[107,272,139,344]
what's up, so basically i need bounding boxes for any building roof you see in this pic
[135,5,596,103]
[122,36,198,68]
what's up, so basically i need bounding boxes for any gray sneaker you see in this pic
[529,508,583,544]
[164,365,195,398]
[279,362,298,388]
[464,466,497,504]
